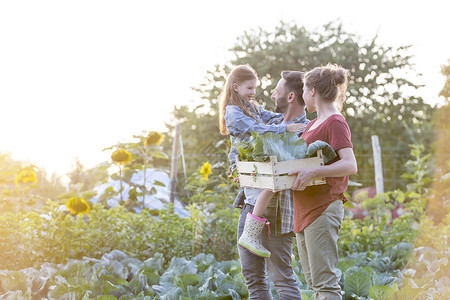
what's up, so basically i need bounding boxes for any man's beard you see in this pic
[275,93,289,114]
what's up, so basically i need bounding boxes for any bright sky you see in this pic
[0,0,448,181]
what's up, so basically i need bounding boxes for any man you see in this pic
[234,71,308,299]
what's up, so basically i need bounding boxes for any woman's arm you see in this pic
[289,147,357,191]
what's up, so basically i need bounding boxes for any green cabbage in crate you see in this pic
[253,132,308,161]
[235,132,337,163]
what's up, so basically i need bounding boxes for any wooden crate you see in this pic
[235,149,326,192]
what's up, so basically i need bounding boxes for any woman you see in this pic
[289,63,358,300]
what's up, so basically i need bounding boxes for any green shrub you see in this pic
[0,201,239,271]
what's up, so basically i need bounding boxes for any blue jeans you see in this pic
[238,204,302,300]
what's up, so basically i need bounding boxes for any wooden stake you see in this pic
[371,135,384,194]
[170,123,180,204]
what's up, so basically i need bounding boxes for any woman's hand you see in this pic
[286,123,307,133]
[289,167,318,191]
[289,147,357,191]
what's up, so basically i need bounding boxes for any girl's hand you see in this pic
[226,171,240,183]
[286,123,307,133]
[289,168,317,191]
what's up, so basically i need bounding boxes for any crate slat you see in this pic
[272,156,324,175]
[234,160,274,174]
[235,149,326,192]
[238,175,276,191]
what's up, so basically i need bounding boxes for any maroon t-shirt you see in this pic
[293,114,353,233]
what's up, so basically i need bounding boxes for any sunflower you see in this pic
[66,197,90,215]
[111,149,132,165]
[200,162,212,180]
[144,131,164,146]
[14,167,37,184]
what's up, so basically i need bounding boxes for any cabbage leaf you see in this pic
[235,132,337,163]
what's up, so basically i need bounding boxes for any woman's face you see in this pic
[302,84,316,112]
[234,79,257,102]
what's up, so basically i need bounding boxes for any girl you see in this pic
[219,65,305,258]
[289,64,357,299]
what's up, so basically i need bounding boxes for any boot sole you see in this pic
[238,241,271,258]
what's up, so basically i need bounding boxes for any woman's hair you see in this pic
[304,63,350,111]
[219,65,259,135]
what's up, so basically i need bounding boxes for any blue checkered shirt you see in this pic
[231,111,310,235]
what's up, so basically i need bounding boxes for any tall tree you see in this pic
[168,21,434,192]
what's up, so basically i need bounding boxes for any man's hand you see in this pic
[286,123,307,133]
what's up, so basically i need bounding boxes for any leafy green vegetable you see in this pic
[252,132,307,162]
[235,132,336,163]
[343,267,372,297]
[370,284,395,300]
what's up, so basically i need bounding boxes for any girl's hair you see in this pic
[219,65,259,135]
[304,63,350,111]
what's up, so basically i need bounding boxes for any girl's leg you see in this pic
[238,189,274,258]
[252,189,275,217]
[238,205,273,299]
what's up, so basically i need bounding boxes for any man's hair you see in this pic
[281,71,305,106]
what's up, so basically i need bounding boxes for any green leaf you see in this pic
[129,271,150,294]
[153,152,169,159]
[97,295,118,300]
[0,271,30,292]
[174,274,202,291]
[394,283,424,300]
[297,273,307,285]
[50,284,70,298]
[338,259,356,273]
[306,140,337,162]
[343,200,355,208]
[111,173,120,181]
[344,270,372,297]
[370,285,395,300]
[300,290,314,300]
[102,281,121,294]
[153,180,166,187]
[253,132,308,162]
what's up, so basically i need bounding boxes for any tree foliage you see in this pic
[439,59,450,99]
[168,21,435,191]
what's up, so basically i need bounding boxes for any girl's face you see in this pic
[234,79,257,102]
[302,84,316,112]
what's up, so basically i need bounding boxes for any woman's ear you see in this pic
[232,83,238,92]
[310,87,316,97]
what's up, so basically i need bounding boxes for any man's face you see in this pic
[271,78,289,114]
